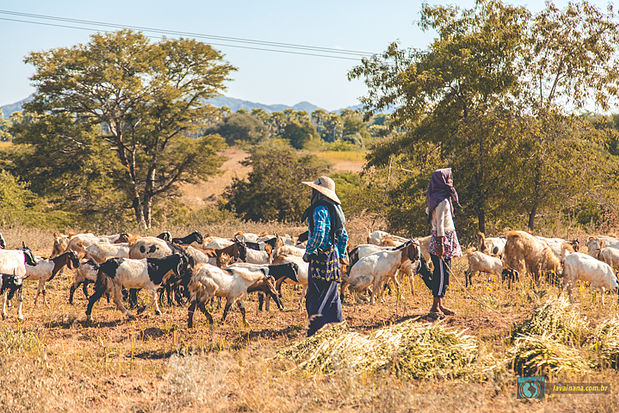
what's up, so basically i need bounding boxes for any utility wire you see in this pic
[0,9,375,58]
[0,16,366,61]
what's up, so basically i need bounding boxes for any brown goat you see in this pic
[503,231,561,286]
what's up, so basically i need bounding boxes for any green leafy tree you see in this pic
[281,120,319,149]
[223,140,330,221]
[208,111,269,145]
[350,0,528,235]
[23,30,234,228]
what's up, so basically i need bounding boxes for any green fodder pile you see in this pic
[280,319,480,380]
[509,296,588,345]
[591,317,619,369]
[508,333,590,377]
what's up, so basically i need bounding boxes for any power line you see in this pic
[0,16,368,61]
[0,9,376,59]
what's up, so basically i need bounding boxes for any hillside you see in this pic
[1,94,368,118]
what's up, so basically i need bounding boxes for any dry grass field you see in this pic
[178,147,366,208]
[0,224,617,412]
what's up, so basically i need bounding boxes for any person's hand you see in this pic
[436,237,445,258]
[340,255,349,266]
[302,252,312,263]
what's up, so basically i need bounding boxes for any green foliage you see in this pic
[0,117,12,142]
[22,30,234,228]
[207,112,268,145]
[223,140,330,222]
[280,120,319,149]
[331,172,383,219]
[350,0,619,237]
[0,169,73,228]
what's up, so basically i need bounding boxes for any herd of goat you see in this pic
[0,228,617,327]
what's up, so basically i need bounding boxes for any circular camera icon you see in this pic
[518,379,542,399]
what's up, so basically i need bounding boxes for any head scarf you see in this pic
[426,168,460,218]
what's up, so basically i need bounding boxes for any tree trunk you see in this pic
[143,195,152,229]
[132,196,147,229]
[528,204,537,231]
[477,209,486,234]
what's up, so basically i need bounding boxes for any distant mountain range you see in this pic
[1,94,369,118]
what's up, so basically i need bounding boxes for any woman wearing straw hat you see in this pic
[416,168,462,320]
[301,176,349,336]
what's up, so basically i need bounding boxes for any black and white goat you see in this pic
[186,263,271,327]
[85,254,189,321]
[0,245,37,320]
[172,231,204,246]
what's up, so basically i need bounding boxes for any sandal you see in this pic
[427,311,445,321]
[440,308,456,316]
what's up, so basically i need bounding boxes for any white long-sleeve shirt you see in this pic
[431,199,455,237]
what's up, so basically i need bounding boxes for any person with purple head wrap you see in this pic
[416,168,462,320]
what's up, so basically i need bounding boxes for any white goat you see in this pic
[464,251,503,287]
[202,237,233,249]
[25,251,79,305]
[598,244,619,269]
[84,242,130,264]
[187,263,269,327]
[562,249,618,305]
[129,237,173,259]
[0,247,37,320]
[587,236,619,258]
[479,232,506,257]
[347,241,420,304]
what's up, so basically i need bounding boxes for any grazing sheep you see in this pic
[464,251,503,287]
[85,254,189,321]
[561,248,618,305]
[0,245,37,320]
[186,263,270,327]
[503,231,561,286]
[347,240,420,304]
[25,251,80,305]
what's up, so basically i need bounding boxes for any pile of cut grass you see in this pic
[591,317,619,369]
[509,296,588,345]
[280,319,480,380]
[508,333,590,377]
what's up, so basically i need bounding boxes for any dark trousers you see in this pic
[305,275,343,336]
[418,254,451,298]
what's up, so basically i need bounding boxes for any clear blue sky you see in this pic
[0,0,614,111]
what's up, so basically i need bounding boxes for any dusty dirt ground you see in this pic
[0,225,617,412]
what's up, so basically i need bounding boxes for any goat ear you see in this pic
[22,241,25,249]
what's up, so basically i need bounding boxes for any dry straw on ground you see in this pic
[280,319,481,380]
